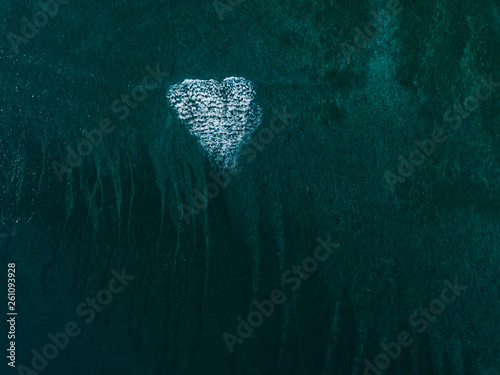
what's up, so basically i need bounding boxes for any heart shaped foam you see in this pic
[167,77,262,169]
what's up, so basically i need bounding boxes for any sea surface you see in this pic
[0,1,499,374]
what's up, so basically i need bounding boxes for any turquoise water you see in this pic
[0,0,499,374]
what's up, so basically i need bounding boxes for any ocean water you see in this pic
[0,0,499,374]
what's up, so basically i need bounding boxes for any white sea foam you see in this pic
[167,77,262,169]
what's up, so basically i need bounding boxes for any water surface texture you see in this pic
[0,1,499,375]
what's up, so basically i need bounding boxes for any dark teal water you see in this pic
[0,1,499,374]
